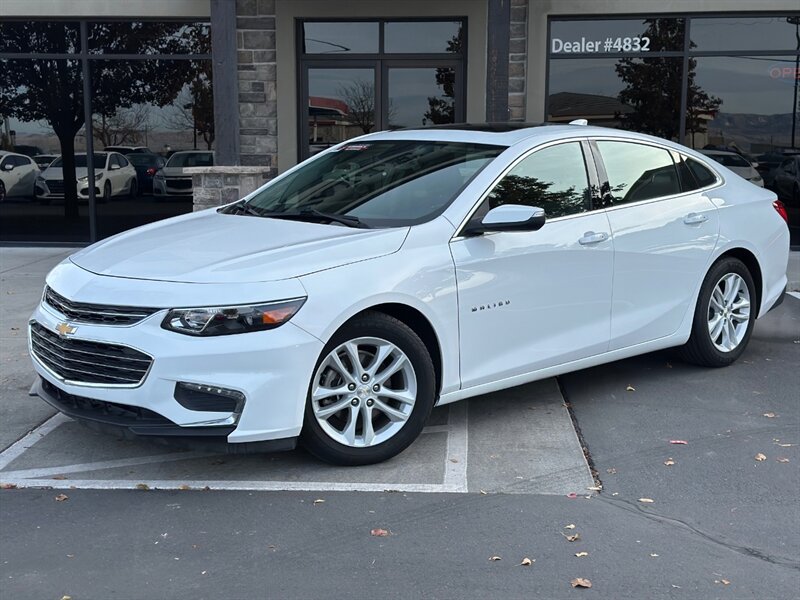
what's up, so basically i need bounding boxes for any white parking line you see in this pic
[0,413,69,471]
[788,291,800,301]
[442,401,469,493]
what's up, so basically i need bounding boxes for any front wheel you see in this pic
[679,257,756,368]
[0,180,5,203]
[301,312,436,465]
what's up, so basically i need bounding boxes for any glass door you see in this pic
[384,62,464,129]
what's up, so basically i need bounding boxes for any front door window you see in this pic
[299,20,466,159]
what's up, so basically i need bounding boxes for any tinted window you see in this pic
[12,155,31,167]
[706,153,749,168]
[51,154,107,168]
[597,141,680,204]
[672,153,700,192]
[303,22,379,54]
[686,158,717,188]
[690,17,799,52]
[240,141,503,227]
[484,142,591,219]
[550,18,686,54]
[384,21,463,54]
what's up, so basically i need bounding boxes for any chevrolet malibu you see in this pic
[29,124,790,465]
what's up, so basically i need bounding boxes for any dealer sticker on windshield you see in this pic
[341,144,371,151]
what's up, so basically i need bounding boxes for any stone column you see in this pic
[187,166,273,211]
[509,0,528,122]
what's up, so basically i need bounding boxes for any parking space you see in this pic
[0,379,593,495]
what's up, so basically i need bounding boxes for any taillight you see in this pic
[773,200,789,224]
[146,167,157,176]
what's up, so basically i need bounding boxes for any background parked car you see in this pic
[153,150,213,198]
[32,154,58,170]
[0,150,39,202]
[699,149,763,187]
[104,145,151,154]
[35,152,138,203]
[126,152,166,195]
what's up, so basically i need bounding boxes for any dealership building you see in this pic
[1,0,798,244]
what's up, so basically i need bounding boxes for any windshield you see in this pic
[51,153,106,168]
[126,154,161,166]
[709,153,749,168]
[166,152,214,168]
[236,140,503,227]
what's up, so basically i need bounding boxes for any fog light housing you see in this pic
[174,382,246,419]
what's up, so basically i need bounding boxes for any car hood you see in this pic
[41,167,105,180]
[69,209,409,284]
[159,166,192,177]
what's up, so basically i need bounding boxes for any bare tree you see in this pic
[337,80,375,134]
[160,76,214,150]
[92,104,151,147]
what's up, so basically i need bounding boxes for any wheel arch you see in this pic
[715,246,763,315]
[344,302,444,398]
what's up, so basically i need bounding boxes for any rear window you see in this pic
[687,158,718,188]
[707,153,748,168]
[596,141,681,205]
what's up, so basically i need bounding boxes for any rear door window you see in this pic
[686,158,718,188]
[596,141,681,204]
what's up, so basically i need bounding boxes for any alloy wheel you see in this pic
[707,272,751,352]
[311,336,417,448]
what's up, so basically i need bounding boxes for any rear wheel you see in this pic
[301,312,436,465]
[0,180,5,203]
[128,178,138,198]
[101,180,111,204]
[679,257,756,367]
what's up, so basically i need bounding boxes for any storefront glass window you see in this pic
[303,22,379,54]
[690,17,800,52]
[384,21,463,54]
[549,18,685,55]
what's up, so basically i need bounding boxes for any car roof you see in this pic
[699,149,740,156]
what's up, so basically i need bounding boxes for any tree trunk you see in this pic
[57,133,80,220]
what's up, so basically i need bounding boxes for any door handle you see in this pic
[578,231,609,245]
[683,212,708,225]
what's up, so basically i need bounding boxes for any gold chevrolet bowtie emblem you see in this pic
[55,322,77,337]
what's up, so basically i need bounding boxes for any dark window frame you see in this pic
[545,12,800,142]
[296,18,469,162]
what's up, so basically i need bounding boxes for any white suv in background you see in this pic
[0,150,39,202]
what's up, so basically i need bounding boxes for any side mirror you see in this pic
[1,163,14,171]
[109,164,121,171]
[463,204,546,236]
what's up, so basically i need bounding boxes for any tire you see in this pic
[0,180,5,203]
[301,311,436,466]
[101,181,111,204]
[679,257,756,368]
[129,178,138,198]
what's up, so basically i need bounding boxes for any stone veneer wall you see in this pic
[236,0,278,171]
[509,0,528,121]
[188,167,273,211]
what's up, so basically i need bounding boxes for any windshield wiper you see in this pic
[259,209,369,229]
[230,202,264,217]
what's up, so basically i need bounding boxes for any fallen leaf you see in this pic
[763,412,777,418]
[714,579,731,585]
[66,554,74,558]
[755,453,767,462]
[370,528,389,537]
[638,498,654,504]
[519,557,534,566]
[562,533,581,542]
[587,486,602,491]
[135,483,150,490]
[0,483,17,489]
[777,443,795,447]
[449,458,459,463]
[611,492,619,496]
[201,570,207,575]
[52,475,67,480]
[479,489,488,495]
[669,440,688,445]
[650,553,659,557]
[564,524,576,529]
[489,555,502,561]
[61,596,72,600]
[571,578,592,589]
[575,552,589,557]
[313,498,325,505]
[566,492,578,499]
[54,493,68,502]
[777,457,790,463]
[626,385,636,392]
[606,467,617,474]
[664,458,676,466]
[179,484,191,490]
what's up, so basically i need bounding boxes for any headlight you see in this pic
[36,176,45,183]
[161,298,306,336]
[154,173,165,180]
[77,174,102,183]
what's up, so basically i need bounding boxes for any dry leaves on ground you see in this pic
[650,553,659,557]
[755,453,767,462]
[54,494,68,502]
[562,533,581,542]
[564,524,576,529]
[715,579,731,585]
[664,458,676,466]
[0,483,17,489]
[313,499,325,505]
[638,498,655,504]
[571,578,592,588]
[669,440,688,445]
[777,443,795,447]
[626,385,636,392]
[763,412,777,418]
[606,467,617,475]
[575,552,589,557]
[135,483,150,490]
[489,555,502,561]
[370,528,389,537]
[519,557,534,566]
[587,486,602,491]
[777,457,790,463]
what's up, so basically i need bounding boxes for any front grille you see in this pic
[44,286,158,326]
[40,377,170,425]
[47,180,65,194]
[30,321,153,385]
[165,177,192,190]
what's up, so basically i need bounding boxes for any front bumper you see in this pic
[153,177,193,196]
[28,267,324,446]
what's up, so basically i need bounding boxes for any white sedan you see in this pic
[29,124,790,465]
[35,152,138,202]
[0,150,39,201]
